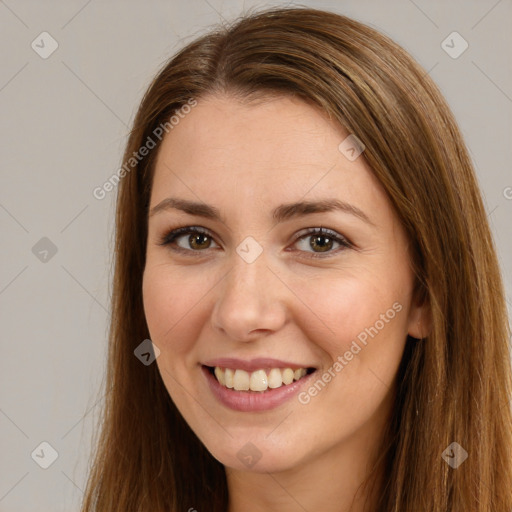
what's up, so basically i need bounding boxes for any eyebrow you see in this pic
[149,197,374,226]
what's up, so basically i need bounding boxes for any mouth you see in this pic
[204,365,316,392]
[201,363,318,412]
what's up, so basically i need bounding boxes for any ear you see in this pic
[407,289,432,340]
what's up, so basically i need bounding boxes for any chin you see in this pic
[202,433,307,474]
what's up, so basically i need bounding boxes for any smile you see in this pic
[201,362,317,412]
[210,366,313,391]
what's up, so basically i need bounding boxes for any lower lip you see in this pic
[201,365,316,412]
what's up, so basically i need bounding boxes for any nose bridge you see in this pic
[211,242,287,340]
[232,243,272,296]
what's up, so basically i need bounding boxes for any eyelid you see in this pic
[157,226,219,254]
[287,226,352,258]
[157,225,352,258]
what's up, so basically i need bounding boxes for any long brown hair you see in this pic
[81,6,512,511]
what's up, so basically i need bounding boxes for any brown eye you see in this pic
[309,234,334,253]
[158,226,220,253]
[292,227,351,258]
[159,226,351,259]
[188,233,212,250]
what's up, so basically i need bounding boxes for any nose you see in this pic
[210,249,288,342]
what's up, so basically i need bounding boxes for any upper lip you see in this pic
[202,357,316,372]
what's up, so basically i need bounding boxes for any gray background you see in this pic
[0,0,511,510]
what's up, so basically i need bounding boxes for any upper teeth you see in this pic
[213,367,308,392]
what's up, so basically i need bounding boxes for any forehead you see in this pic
[150,93,385,217]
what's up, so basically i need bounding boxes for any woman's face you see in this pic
[142,93,427,473]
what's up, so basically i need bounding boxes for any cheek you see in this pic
[142,265,211,359]
[293,274,408,422]
[296,270,407,350]
[293,269,410,408]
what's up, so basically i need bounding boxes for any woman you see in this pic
[81,6,512,511]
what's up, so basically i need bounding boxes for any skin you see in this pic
[142,93,430,511]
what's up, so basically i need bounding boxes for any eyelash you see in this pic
[157,225,352,259]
